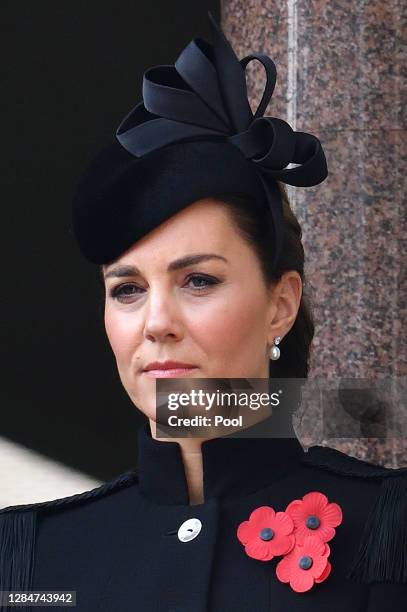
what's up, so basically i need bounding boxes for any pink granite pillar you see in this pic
[222,1,406,465]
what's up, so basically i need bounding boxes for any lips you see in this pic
[142,360,196,372]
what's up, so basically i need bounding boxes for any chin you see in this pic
[136,403,156,421]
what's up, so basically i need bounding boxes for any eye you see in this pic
[109,283,143,300]
[185,274,219,290]
[109,274,220,302]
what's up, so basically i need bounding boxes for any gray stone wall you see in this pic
[222,0,406,466]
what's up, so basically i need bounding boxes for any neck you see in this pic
[148,406,274,505]
[149,418,206,505]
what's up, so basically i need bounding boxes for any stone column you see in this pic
[222,0,406,466]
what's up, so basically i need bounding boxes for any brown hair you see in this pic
[210,184,314,378]
[97,183,315,377]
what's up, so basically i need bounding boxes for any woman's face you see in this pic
[102,198,301,420]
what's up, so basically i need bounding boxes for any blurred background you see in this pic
[1,0,405,507]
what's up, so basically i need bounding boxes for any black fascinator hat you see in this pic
[71,12,328,271]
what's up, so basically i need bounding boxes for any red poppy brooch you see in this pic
[237,492,343,593]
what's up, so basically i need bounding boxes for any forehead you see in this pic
[104,199,245,270]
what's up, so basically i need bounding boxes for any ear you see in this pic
[266,271,302,344]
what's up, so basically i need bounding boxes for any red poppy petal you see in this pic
[285,499,302,514]
[310,555,328,579]
[321,502,343,527]
[323,542,331,557]
[286,500,307,526]
[274,511,294,535]
[269,533,296,556]
[236,521,252,545]
[290,570,315,593]
[245,540,272,561]
[281,543,301,564]
[276,556,292,583]
[249,506,275,528]
[286,534,296,554]
[316,525,336,543]
[302,491,328,515]
[302,534,326,557]
[315,560,332,583]
[292,524,309,544]
[260,546,278,562]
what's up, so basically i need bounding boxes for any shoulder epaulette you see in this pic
[302,444,407,584]
[0,468,138,594]
[302,443,407,478]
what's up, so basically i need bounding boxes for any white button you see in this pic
[177,518,202,542]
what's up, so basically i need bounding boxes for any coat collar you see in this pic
[136,414,305,506]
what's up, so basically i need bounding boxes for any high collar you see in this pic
[136,414,305,506]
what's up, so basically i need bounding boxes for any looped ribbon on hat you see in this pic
[116,11,328,271]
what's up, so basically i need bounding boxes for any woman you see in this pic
[1,12,406,612]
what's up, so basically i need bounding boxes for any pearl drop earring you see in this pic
[270,336,281,360]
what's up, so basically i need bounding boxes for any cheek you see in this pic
[104,309,140,364]
[105,311,153,418]
[195,292,266,354]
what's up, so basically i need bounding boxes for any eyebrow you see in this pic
[103,253,229,280]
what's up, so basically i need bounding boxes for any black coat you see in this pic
[1,420,406,611]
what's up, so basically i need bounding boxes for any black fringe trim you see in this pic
[302,445,407,584]
[0,510,37,611]
[0,468,138,606]
[346,475,407,583]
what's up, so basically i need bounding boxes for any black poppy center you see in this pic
[299,555,313,570]
[306,515,320,529]
[259,527,274,541]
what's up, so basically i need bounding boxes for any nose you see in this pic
[143,287,183,342]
